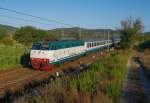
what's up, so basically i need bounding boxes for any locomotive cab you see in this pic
[30,43,54,71]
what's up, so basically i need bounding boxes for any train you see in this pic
[30,38,120,71]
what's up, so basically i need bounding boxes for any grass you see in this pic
[13,51,128,103]
[70,52,127,102]
[0,43,29,70]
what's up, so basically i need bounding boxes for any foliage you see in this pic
[14,51,127,103]
[13,26,50,46]
[70,52,127,102]
[120,17,143,49]
[0,24,17,33]
[0,43,29,70]
[0,27,7,39]
[0,27,14,45]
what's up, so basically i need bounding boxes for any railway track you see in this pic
[0,50,108,97]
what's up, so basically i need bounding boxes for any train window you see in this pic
[32,43,41,50]
[99,42,101,45]
[94,43,96,46]
[51,45,56,50]
[87,43,90,48]
[51,45,54,50]
[91,43,92,47]
[96,42,98,46]
[95,42,97,46]
[88,43,90,48]
[97,42,99,46]
[42,43,49,50]
[92,43,94,47]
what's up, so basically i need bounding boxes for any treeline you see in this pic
[0,27,14,45]
[0,26,60,46]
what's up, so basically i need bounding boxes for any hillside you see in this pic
[0,24,17,33]
[144,32,150,35]
[48,27,118,35]
[48,27,121,39]
[0,24,122,38]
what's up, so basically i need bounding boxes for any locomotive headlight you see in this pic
[31,58,34,61]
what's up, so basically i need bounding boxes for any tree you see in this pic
[0,27,7,40]
[13,26,49,46]
[120,17,143,49]
[14,26,35,46]
[0,27,14,45]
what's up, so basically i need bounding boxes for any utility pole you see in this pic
[61,28,64,40]
[79,27,82,40]
[104,29,105,39]
[104,29,106,44]
[107,30,110,52]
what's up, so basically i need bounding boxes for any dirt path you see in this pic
[120,57,149,103]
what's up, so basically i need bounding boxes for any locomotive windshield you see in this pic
[32,43,42,50]
[32,43,49,50]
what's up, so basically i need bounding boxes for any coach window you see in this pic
[91,43,94,47]
[94,42,96,46]
[87,43,89,48]
[99,42,101,45]
[88,43,90,48]
[96,42,98,46]
[97,42,99,46]
[91,43,93,47]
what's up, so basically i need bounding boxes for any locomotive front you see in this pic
[30,43,54,71]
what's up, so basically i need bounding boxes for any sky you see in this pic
[0,0,149,31]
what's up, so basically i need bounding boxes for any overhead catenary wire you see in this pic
[0,6,74,27]
[0,6,84,38]
[0,20,55,30]
[0,14,60,28]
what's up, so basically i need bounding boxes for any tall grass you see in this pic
[70,52,127,102]
[0,44,29,70]
[14,51,128,103]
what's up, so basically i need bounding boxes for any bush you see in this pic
[0,27,14,46]
[0,44,29,70]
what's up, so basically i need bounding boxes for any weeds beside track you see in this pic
[0,44,29,70]
[9,51,128,103]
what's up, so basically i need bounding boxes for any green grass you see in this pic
[69,52,127,102]
[11,51,128,103]
[45,51,128,102]
[0,44,29,70]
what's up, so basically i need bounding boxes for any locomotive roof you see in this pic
[83,38,120,42]
[83,38,108,42]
